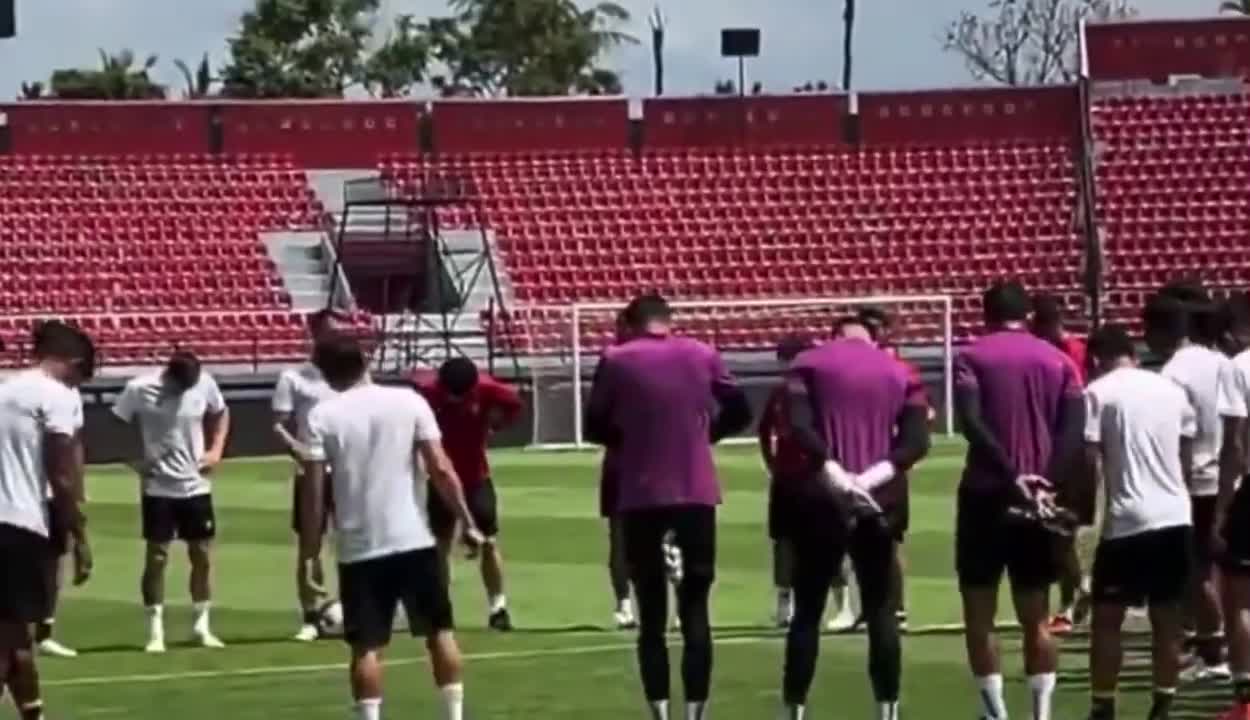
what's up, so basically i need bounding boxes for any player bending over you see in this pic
[758,335,816,628]
[1148,290,1233,680]
[113,350,230,652]
[601,310,639,629]
[585,293,751,720]
[954,280,1084,720]
[1082,324,1196,720]
[0,321,95,720]
[301,335,482,720]
[416,357,522,631]
[273,309,345,641]
[1030,294,1094,634]
[1215,292,1250,720]
[778,315,930,720]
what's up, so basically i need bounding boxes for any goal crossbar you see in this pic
[540,294,955,450]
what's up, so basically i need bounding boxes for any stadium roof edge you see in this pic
[1085,14,1250,28]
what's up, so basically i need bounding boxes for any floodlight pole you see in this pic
[738,57,745,97]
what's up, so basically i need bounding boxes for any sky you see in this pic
[0,0,1222,100]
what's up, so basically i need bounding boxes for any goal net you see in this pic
[528,295,956,450]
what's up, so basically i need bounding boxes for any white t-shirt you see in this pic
[1085,366,1197,540]
[112,371,227,499]
[305,382,442,564]
[1162,344,1232,496]
[1218,348,1250,466]
[0,369,84,537]
[272,362,336,439]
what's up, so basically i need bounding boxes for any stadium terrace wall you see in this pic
[0,102,214,155]
[217,100,421,167]
[430,97,629,152]
[641,94,849,148]
[858,86,1081,145]
[1086,17,1250,83]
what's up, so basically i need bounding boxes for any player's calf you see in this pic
[427,630,466,720]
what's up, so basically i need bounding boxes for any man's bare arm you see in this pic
[1217,417,1246,540]
[46,433,85,543]
[272,411,311,461]
[201,408,231,468]
[1181,437,1196,492]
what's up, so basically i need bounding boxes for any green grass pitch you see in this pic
[11,439,1210,718]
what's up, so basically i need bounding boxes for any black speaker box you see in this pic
[0,0,14,39]
[721,28,760,57]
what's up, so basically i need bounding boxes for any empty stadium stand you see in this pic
[0,154,329,366]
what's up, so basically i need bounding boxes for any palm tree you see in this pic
[174,53,214,99]
[1221,0,1250,14]
[841,0,856,91]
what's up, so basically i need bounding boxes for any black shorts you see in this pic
[1221,481,1250,575]
[1191,495,1218,567]
[621,505,716,587]
[768,480,794,541]
[290,471,335,535]
[1092,525,1192,607]
[338,547,454,649]
[0,523,52,625]
[600,472,619,519]
[142,494,217,543]
[955,487,1061,591]
[428,479,499,541]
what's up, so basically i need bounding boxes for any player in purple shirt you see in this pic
[778,315,930,720]
[954,281,1084,720]
[585,293,751,720]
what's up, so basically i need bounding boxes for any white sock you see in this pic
[146,604,164,636]
[976,673,1008,719]
[193,601,211,632]
[440,683,463,720]
[878,700,899,720]
[785,705,805,720]
[686,700,706,720]
[1028,672,1056,720]
[648,699,669,720]
[354,697,381,720]
[617,597,633,615]
[488,594,507,614]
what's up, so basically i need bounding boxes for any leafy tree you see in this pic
[46,49,166,100]
[1221,0,1250,13]
[425,0,637,97]
[943,0,1136,86]
[713,79,736,95]
[18,81,43,100]
[362,14,430,98]
[220,0,382,98]
[174,53,215,99]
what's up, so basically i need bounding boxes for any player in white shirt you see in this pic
[112,351,231,653]
[300,335,482,720]
[273,309,343,642]
[1082,325,1197,720]
[0,321,95,720]
[1215,292,1250,720]
[1149,292,1233,679]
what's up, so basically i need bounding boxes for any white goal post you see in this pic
[528,294,956,450]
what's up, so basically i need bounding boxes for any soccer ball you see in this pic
[317,601,344,635]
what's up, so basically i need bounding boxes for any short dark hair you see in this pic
[1223,292,1250,333]
[1157,281,1219,344]
[855,306,891,340]
[32,320,96,381]
[983,280,1031,325]
[622,293,672,329]
[1158,279,1209,305]
[1142,293,1189,343]
[832,315,866,337]
[1088,324,1135,363]
[307,308,346,336]
[438,357,480,397]
[1031,293,1064,328]
[312,335,367,387]
[165,350,202,392]
[776,335,813,363]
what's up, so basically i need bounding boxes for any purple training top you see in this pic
[790,338,928,508]
[955,328,1082,492]
[587,333,740,512]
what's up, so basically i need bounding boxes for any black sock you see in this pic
[302,609,319,625]
[1090,695,1115,720]
[1147,690,1175,720]
[1235,676,1250,706]
[34,622,52,644]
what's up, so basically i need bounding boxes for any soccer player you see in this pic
[779,315,931,720]
[1082,324,1196,720]
[273,309,344,641]
[1215,291,1250,720]
[0,321,95,720]
[1148,291,1233,679]
[602,310,638,629]
[300,334,481,720]
[757,335,816,628]
[954,280,1083,720]
[416,356,523,631]
[1030,293,1094,634]
[585,293,751,720]
[113,350,230,652]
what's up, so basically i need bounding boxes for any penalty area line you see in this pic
[43,636,775,688]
